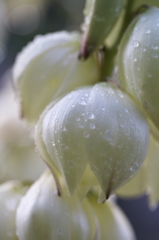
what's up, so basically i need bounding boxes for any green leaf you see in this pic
[79,0,125,58]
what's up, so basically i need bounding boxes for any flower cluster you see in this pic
[1,0,159,239]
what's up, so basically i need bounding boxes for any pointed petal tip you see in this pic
[64,179,76,197]
[106,184,112,200]
[106,192,110,200]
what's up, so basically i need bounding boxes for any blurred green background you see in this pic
[0,0,85,83]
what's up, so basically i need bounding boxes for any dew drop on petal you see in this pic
[141,16,147,22]
[144,28,151,34]
[68,95,72,99]
[78,122,84,129]
[130,162,139,172]
[152,44,159,50]
[104,129,113,142]
[131,40,139,48]
[146,72,152,78]
[76,117,81,122]
[79,99,86,106]
[84,132,90,138]
[89,123,96,129]
[153,54,158,59]
[87,113,95,119]
[61,126,67,132]
[134,26,139,32]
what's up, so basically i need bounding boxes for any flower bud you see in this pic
[87,193,136,240]
[0,80,19,126]
[0,82,45,183]
[0,120,46,183]
[0,181,28,240]
[36,82,149,199]
[13,31,100,123]
[118,7,159,134]
[35,101,99,198]
[79,0,125,58]
[16,171,98,240]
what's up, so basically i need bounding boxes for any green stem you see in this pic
[104,0,135,78]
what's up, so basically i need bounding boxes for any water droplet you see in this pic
[125,109,129,113]
[153,54,158,59]
[68,95,72,99]
[79,99,86,106]
[67,160,74,168]
[133,58,137,62]
[84,93,89,97]
[119,93,124,98]
[104,130,113,142]
[84,132,90,138]
[144,28,151,34]
[133,40,139,48]
[61,144,68,150]
[87,113,95,119]
[89,123,96,129]
[134,26,139,32]
[146,72,152,78]
[130,162,139,172]
[130,124,134,129]
[91,165,98,173]
[141,17,147,22]
[78,123,84,128]
[120,124,125,128]
[152,44,158,50]
[107,88,115,95]
[61,126,67,132]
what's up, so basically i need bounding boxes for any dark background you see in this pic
[0,1,159,239]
